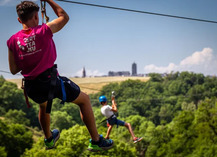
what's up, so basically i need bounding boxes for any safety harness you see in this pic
[22,65,67,113]
[98,114,120,128]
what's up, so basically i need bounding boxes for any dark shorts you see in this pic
[25,75,80,104]
[107,117,125,126]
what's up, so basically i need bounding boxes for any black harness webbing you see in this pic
[22,64,66,113]
[46,64,57,113]
[98,114,116,125]
[22,78,31,108]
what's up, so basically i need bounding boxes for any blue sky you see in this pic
[1,0,217,78]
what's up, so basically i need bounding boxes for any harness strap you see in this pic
[108,114,119,128]
[46,65,57,113]
[98,114,116,125]
[59,77,66,104]
[21,78,31,108]
[108,114,116,120]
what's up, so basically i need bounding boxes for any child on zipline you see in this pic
[99,94,143,143]
[7,0,113,151]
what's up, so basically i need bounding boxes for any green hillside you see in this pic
[1,72,217,157]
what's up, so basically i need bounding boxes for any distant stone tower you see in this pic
[132,62,137,76]
[82,67,86,78]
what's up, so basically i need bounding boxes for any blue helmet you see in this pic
[99,95,107,103]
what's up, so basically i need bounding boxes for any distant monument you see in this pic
[108,71,130,76]
[82,67,86,78]
[132,62,137,76]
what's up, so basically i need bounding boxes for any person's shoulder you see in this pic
[101,105,106,109]
[35,24,45,28]
[33,24,53,37]
[101,105,109,109]
[101,106,105,112]
[33,24,45,31]
[33,24,50,31]
[105,105,112,109]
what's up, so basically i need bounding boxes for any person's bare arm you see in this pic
[8,49,21,75]
[44,0,69,33]
[111,97,118,112]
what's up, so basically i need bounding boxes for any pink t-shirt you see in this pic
[7,24,57,79]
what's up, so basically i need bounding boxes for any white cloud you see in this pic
[180,48,213,66]
[144,48,217,75]
[144,63,177,73]
[75,68,105,77]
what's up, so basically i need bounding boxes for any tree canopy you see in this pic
[1,72,217,156]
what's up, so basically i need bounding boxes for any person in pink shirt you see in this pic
[7,0,113,151]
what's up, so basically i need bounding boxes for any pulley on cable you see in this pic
[40,0,49,23]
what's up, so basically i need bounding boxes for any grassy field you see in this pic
[7,76,150,94]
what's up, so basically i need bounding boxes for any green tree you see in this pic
[167,80,186,95]
[23,125,137,157]
[4,109,30,126]
[0,81,24,111]
[187,84,205,109]
[92,106,105,127]
[0,76,5,88]
[51,111,76,131]
[0,80,39,127]
[179,71,196,87]
[159,103,173,124]
[60,103,83,125]
[0,146,7,157]
[148,73,163,82]
[164,72,179,81]
[0,120,33,157]
[0,106,6,116]
[118,103,139,118]
[203,76,217,97]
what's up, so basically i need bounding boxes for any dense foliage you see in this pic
[1,71,217,156]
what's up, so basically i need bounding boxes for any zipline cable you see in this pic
[0,70,22,75]
[56,0,217,24]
